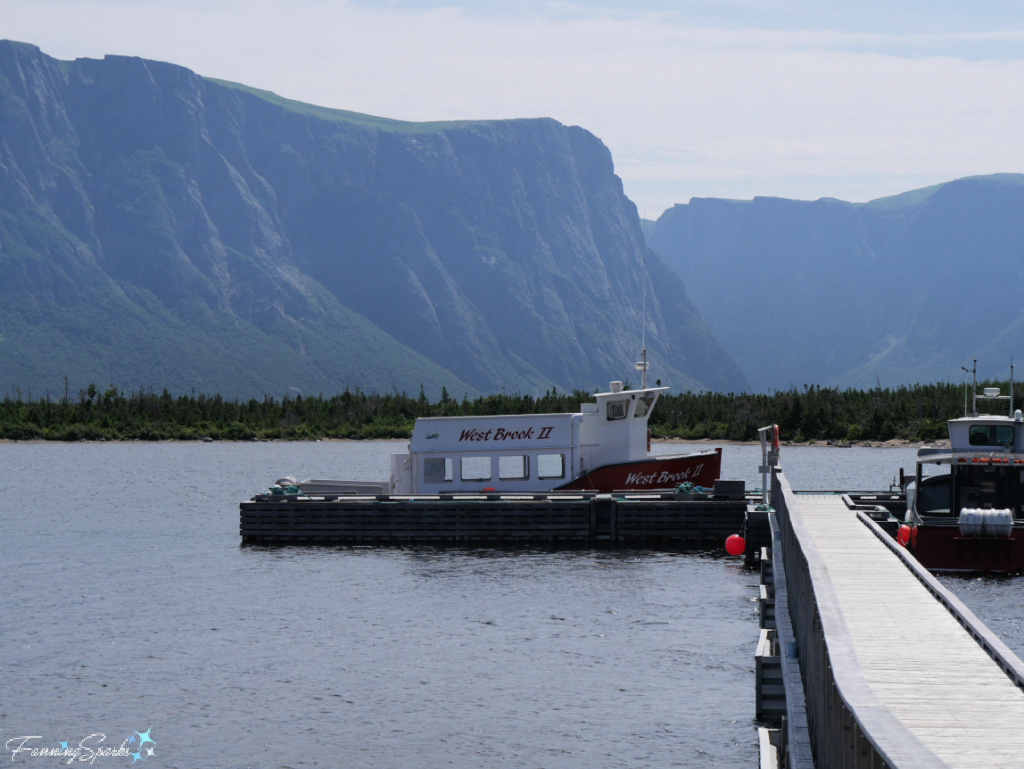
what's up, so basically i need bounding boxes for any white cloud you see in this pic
[4,0,1024,214]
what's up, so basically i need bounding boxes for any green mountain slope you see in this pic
[0,41,747,398]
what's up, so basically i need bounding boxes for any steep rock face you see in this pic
[0,41,747,398]
[648,175,1024,390]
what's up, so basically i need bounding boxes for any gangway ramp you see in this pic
[772,474,1024,769]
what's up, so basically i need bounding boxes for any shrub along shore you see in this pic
[0,380,1010,444]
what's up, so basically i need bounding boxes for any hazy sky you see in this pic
[5,0,1024,216]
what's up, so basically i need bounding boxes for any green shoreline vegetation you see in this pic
[0,380,1011,443]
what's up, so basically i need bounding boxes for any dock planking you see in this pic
[779,483,1024,769]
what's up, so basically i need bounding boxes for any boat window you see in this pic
[460,456,492,481]
[606,400,628,420]
[537,453,564,479]
[634,394,656,418]
[969,425,1014,447]
[498,455,528,480]
[423,457,453,483]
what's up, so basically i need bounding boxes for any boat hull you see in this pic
[909,524,1024,572]
[556,448,722,493]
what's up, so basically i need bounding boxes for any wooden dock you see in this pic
[770,469,1024,769]
[239,482,749,545]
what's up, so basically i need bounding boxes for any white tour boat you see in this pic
[282,380,721,496]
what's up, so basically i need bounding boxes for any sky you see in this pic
[4,0,1024,216]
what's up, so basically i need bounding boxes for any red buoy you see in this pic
[725,534,746,556]
[898,525,911,547]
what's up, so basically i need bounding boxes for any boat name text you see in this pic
[458,426,555,443]
[624,465,704,487]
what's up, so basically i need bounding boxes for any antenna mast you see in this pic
[961,365,969,417]
[636,213,649,389]
[972,358,978,417]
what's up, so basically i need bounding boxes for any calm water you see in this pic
[1,441,1020,768]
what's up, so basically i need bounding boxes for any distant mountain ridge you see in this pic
[0,40,748,399]
[648,174,1024,391]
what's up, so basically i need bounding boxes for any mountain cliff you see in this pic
[648,175,1024,391]
[0,41,747,399]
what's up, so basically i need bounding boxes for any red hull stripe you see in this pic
[556,449,722,493]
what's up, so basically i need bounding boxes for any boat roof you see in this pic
[916,448,1024,465]
[948,414,1019,425]
[594,385,668,397]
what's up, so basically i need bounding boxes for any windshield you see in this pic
[969,424,1014,447]
[634,394,656,418]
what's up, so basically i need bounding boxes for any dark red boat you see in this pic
[903,374,1024,572]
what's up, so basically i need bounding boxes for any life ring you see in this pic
[772,424,780,453]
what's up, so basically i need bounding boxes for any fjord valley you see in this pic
[647,174,1024,392]
[0,40,746,401]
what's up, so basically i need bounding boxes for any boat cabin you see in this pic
[911,445,1024,523]
[389,383,666,494]
[947,414,1024,452]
